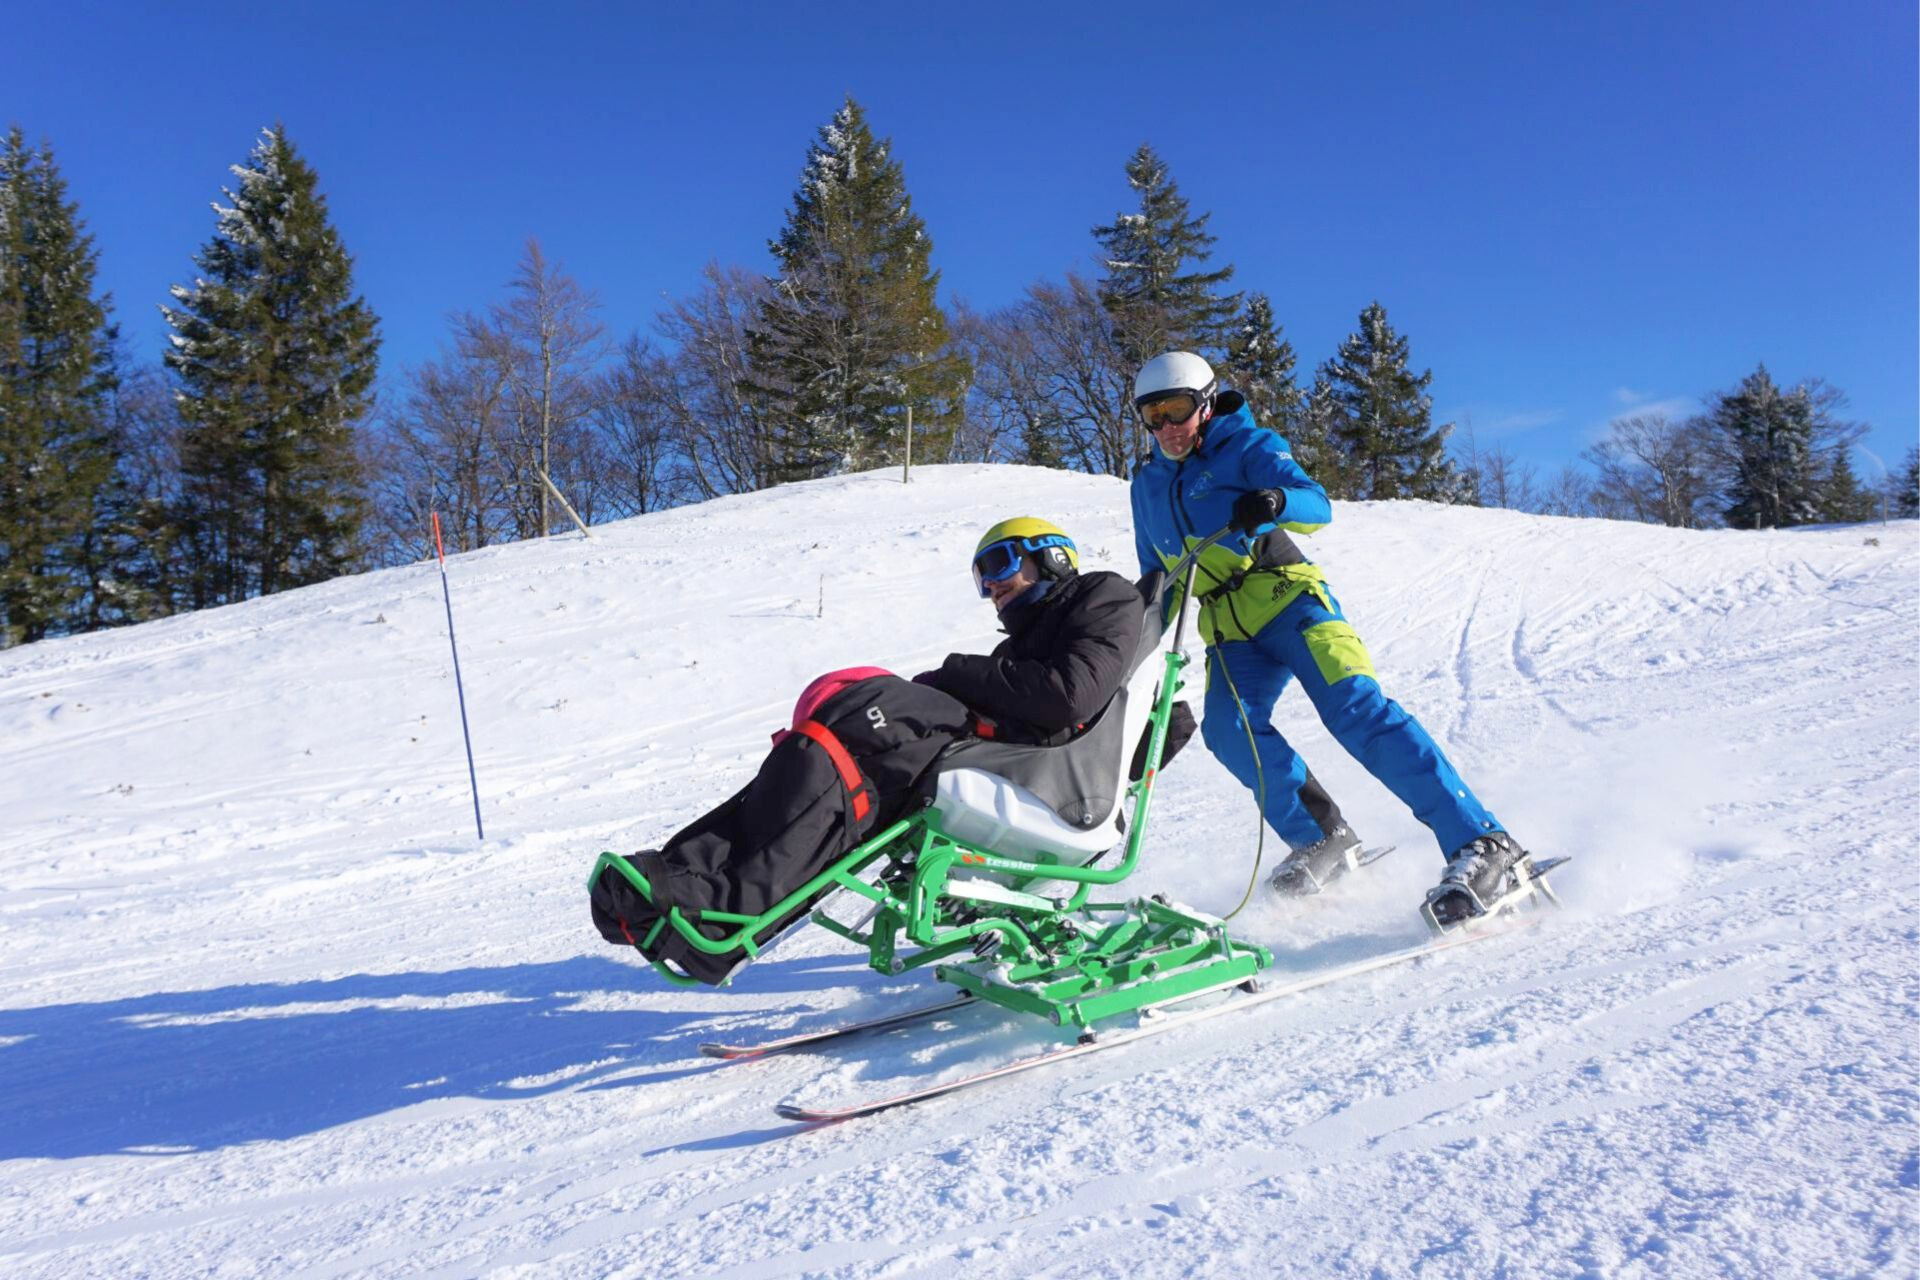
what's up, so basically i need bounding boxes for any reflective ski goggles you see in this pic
[1137,391,1202,431]
[970,533,1072,596]
[970,539,1029,596]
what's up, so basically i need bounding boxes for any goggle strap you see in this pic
[1135,382,1217,421]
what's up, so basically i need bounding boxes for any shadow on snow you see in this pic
[0,948,882,1159]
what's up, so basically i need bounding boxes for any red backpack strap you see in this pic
[792,719,874,821]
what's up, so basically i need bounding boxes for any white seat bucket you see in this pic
[927,628,1169,869]
[931,765,1121,863]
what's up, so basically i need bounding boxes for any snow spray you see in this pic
[431,512,485,841]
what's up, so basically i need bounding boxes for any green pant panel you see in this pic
[1197,565,1330,646]
[1302,619,1376,684]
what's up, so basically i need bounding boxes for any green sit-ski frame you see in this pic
[589,533,1273,1037]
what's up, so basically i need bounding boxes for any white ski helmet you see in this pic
[1132,351,1218,417]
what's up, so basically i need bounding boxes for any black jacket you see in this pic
[922,570,1144,746]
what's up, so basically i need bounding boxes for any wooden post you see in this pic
[536,468,593,539]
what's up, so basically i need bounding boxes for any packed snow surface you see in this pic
[2,465,1915,1278]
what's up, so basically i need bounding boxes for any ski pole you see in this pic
[431,512,485,841]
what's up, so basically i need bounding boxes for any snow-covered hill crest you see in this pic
[3,465,1916,1278]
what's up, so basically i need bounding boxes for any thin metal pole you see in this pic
[432,512,485,841]
[903,403,913,484]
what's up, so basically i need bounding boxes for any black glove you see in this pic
[1231,489,1285,535]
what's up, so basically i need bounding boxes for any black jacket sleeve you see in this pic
[929,572,1143,736]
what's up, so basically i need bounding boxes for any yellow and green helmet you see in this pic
[970,517,1080,597]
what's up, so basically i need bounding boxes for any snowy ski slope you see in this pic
[2,464,1915,1278]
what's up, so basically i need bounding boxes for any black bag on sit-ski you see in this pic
[590,675,969,984]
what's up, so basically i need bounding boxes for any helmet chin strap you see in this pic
[996,577,1057,618]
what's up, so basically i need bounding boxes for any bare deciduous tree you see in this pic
[367,328,518,560]
[655,263,777,498]
[595,334,689,517]
[1535,464,1597,519]
[1017,275,1137,478]
[1477,443,1539,511]
[951,301,1052,466]
[89,365,189,623]
[475,239,607,538]
[1582,413,1717,528]
[1457,421,1540,512]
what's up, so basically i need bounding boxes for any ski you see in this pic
[699,994,977,1061]
[774,917,1536,1123]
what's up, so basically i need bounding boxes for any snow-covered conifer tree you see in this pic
[0,128,117,645]
[747,98,966,483]
[162,124,379,605]
[1816,449,1877,524]
[1091,145,1239,371]
[1317,302,1469,503]
[1222,294,1304,437]
[1895,446,1920,519]
[1706,366,1867,530]
[1294,374,1355,497]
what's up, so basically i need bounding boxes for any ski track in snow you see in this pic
[1,465,1915,1279]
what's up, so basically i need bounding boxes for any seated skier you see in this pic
[589,516,1173,983]
[913,517,1147,745]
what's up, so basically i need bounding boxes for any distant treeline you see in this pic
[3,103,1914,647]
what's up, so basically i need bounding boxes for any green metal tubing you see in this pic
[645,958,706,989]
[1057,951,1266,1028]
[589,817,919,958]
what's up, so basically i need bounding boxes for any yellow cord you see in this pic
[1209,645,1269,921]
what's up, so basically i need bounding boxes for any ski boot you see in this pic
[1421,831,1537,929]
[1270,823,1366,896]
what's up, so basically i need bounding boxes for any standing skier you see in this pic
[1127,350,1530,923]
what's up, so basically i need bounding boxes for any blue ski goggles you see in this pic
[970,534,1072,596]
[970,539,1028,596]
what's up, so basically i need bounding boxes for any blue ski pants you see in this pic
[1201,586,1500,857]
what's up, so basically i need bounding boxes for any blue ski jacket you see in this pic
[1130,395,1336,645]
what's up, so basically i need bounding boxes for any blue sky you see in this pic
[10,1,1916,480]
